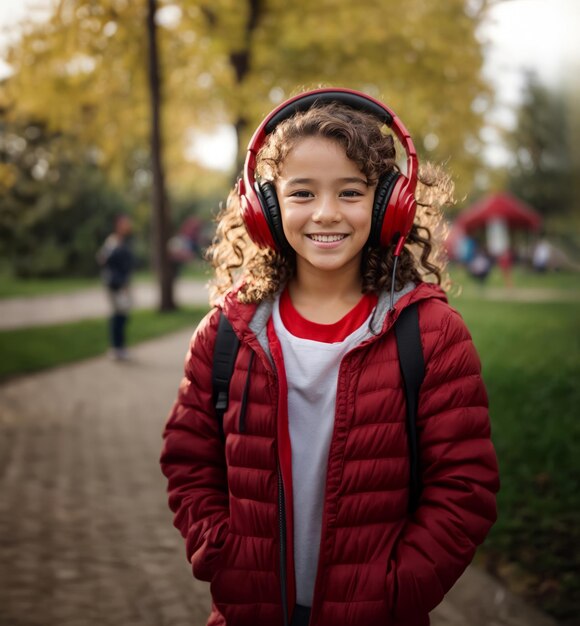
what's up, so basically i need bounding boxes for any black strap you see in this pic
[395,302,424,513]
[290,604,312,626]
[212,312,240,439]
[212,305,425,513]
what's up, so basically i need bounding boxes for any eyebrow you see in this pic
[285,176,369,186]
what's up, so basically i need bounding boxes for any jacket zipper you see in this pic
[309,329,397,621]
[278,464,289,626]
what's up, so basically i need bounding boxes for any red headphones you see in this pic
[236,87,418,255]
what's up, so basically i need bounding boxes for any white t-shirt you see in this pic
[272,296,374,606]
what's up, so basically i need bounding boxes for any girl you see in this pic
[160,88,499,626]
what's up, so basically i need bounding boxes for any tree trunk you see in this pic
[230,0,261,172]
[146,0,175,311]
[200,0,261,173]
[233,115,248,176]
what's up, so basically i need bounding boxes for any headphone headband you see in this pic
[264,91,393,132]
[238,87,419,251]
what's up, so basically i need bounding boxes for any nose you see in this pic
[312,194,340,223]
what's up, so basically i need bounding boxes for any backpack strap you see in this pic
[212,304,425,513]
[212,311,240,439]
[395,302,425,514]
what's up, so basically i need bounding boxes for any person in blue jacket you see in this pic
[97,214,134,360]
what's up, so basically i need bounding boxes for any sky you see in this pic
[480,0,578,94]
[0,0,578,169]
[477,0,579,165]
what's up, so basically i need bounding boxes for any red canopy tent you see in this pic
[455,192,542,232]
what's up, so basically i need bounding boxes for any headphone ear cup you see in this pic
[370,170,400,247]
[255,181,288,251]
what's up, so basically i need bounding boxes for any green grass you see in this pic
[449,263,580,292]
[449,294,580,623]
[0,306,208,380]
[177,259,213,280]
[0,274,102,298]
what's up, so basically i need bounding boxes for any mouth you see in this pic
[306,234,348,243]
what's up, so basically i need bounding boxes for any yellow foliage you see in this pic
[0,163,18,191]
[3,0,495,205]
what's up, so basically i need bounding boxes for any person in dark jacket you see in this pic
[160,89,499,626]
[97,214,134,360]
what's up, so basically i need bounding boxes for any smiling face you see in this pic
[275,136,375,287]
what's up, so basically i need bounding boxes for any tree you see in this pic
[3,0,151,184]
[0,115,131,277]
[3,0,178,304]
[6,0,494,189]
[147,0,174,311]
[2,0,497,285]
[505,73,574,219]
[182,0,493,192]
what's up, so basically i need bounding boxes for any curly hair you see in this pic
[207,102,453,305]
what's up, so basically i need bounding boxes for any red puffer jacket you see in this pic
[160,282,499,626]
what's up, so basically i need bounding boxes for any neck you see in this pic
[288,258,364,322]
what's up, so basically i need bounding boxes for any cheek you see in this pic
[280,206,303,232]
[354,207,373,235]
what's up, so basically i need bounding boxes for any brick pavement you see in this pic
[0,330,210,626]
[0,329,558,626]
[0,280,210,330]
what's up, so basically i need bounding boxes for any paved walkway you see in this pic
[0,329,558,626]
[0,280,210,330]
[1,280,579,330]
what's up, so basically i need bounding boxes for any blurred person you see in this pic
[486,217,513,287]
[97,214,134,361]
[532,236,552,272]
[168,231,194,281]
[160,89,499,626]
[497,249,514,288]
[168,216,206,280]
[455,232,476,265]
[180,215,204,259]
[468,247,493,284]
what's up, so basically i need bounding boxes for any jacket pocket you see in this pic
[191,520,232,582]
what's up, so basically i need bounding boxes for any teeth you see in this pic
[309,234,346,242]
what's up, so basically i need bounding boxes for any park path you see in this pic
[0,326,558,626]
[0,280,210,330]
[1,279,580,330]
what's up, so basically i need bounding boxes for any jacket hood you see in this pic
[219,282,448,367]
